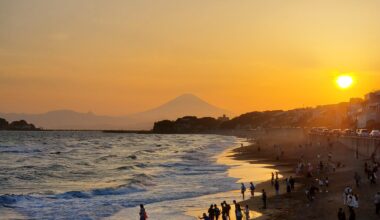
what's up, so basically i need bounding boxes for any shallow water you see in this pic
[0,131,244,219]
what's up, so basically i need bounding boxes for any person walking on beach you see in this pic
[375,192,380,215]
[250,182,256,197]
[139,204,147,220]
[214,204,220,220]
[337,208,346,220]
[274,179,280,195]
[271,172,275,186]
[262,189,267,209]
[208,204,215,220]
[244,205,250,220]
[241,183,246,200]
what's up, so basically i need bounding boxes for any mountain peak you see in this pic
[169,93,206,104]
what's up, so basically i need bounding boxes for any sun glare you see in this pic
[336,75,353,89]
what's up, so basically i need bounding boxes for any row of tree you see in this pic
[152,102,360,133]
[0,118,38,130]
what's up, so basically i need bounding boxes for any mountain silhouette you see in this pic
[0,110,130,130]
[0,94,231,130]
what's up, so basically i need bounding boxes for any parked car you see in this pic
[370,130,380,137]
[331,129,342,136]
[357,129,370,137]
[322,129,330,135]
[343,129,355,136]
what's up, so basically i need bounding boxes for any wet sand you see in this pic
[233,135,380,220]
[186,146,280,220]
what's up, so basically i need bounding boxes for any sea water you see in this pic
[0,131,247,219]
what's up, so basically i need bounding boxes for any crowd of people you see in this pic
[137,140,380,220]
[198,200,250,220]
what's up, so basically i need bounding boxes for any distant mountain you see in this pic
[0,110,130,130]
[0,94,232,130]
[128,94,232,128]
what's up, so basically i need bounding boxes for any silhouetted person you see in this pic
[208,204,215,220]
[244,204,250,220]
[235,204,243,220]
[233,200,238,216]
[214,204,220,220]
[375,192,380,215]
[348,208,356,220]
[354,172,361,188]
[338,208,346,220]
[286,178,291,193]
[250,182,255,197]
[274,179,280,195]
[241,183,246,200]
[262,189,267,209]
[223,201,231,219]
[221,203,227,220]
[199,213,210,220]
[289,176,295,190]
[271,172,275,186]
[139,204,147,220]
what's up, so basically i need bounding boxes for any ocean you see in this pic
[0,131,252,219]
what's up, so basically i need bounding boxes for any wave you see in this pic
[0,194,33,205]
[0,149,42,154]
[115,165,136,170]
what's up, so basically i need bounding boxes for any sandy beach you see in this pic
[230,132,380,220]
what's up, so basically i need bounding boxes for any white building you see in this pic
[357,90,380,128]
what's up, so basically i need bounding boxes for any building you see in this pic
[217,114,230,122]
[357,90,380,128]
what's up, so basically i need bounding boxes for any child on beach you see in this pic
[199,213,210,220]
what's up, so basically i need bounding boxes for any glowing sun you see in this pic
[336,75,353,89]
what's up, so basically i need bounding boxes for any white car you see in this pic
[370,130,380,137]
[357,129,369,137]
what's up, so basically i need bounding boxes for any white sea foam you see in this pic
[0,131,242,219]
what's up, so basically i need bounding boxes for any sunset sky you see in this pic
[1,0,380,116]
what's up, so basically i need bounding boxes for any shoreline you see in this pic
[231,133,380,220]
[185,140,280,220]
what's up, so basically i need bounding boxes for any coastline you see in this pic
[106,135,282,220]
[231,132,380,220]
[4,130,379,220]
[185,141,280,220]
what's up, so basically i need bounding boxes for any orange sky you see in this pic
[1,0,380,116]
